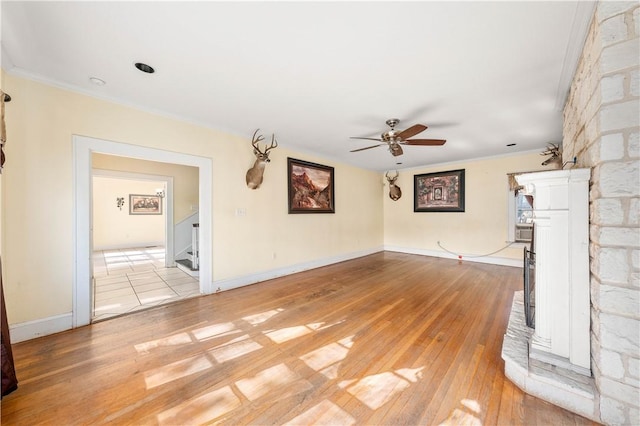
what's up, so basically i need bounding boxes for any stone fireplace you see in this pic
[503,2,639,423]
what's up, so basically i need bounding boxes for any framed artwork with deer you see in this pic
[287,158,335,214]
[414,169,465,212]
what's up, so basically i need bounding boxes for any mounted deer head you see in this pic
[385,170,402,201]
[541,142,562,167]
[246,129,278,189]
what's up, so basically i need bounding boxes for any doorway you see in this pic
[91,172,190,321]
[73,135,213,328]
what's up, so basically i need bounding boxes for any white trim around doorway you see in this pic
[73,135,213,328]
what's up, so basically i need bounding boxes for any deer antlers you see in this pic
[540,142,562,167]
[251,129,277,157]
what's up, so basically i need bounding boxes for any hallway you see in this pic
[92,246,200,321]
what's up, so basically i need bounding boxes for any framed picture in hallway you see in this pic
[129,194,162,215]
[287,157,335,214]
[414,169,465,212]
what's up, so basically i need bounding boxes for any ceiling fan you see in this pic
[350,118,446,157]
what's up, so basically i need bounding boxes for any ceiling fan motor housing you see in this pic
[381,130,399,142]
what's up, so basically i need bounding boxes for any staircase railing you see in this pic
[191,223,199,271]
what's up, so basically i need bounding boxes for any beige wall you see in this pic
[93,153,199,224]
[92,176,165,249]
[0,71,556,333]
[0,73,383,324]
[384,152,547,262]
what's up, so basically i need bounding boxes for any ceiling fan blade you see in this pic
[350,137,382,142]
[397,124,427,140]
[402,139,447,146]
[350,144,383,152]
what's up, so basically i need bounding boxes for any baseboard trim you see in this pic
[384,245,522,268]
[11,246,515,342]
[93,241,165,251]
[10,313,73,343]
[213,246,384,292]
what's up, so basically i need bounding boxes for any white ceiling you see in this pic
[1,1,595,171]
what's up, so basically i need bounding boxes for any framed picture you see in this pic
[414,169,465,212]
[129,194,162,215]
[288,157,335,214]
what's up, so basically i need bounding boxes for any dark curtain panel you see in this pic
[524,195,534,209]
[0,90,6,171]
[1,257,18,397]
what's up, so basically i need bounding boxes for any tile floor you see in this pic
[92,246,200,322]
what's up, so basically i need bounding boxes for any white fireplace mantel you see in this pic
[516,168,591,374]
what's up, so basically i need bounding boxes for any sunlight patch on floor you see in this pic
[338,367,424,410]
[142,330,262,389]
[209,334,262,363]
[264,325,312,344]
[395,366,424,383]
[235,363,312,402]
[144,353,214,389]
[157,385,240,425]
[242,308,284,325]
[121,249,143,255]
[135,332,193,354]
[283,399,356,426]
[299,335,354,379]
[262,320,345,345]
[192,322,239,341]
[439,399,482,426]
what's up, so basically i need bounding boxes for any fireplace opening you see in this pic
[523,244,535,328]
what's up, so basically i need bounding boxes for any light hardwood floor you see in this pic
[1,252,597,425]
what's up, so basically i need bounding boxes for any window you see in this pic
[516,192,534,224]
[508,190,534,243]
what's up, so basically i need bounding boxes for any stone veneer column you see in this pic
[562,2,639,424]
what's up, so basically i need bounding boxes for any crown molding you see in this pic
[555,1,597,111]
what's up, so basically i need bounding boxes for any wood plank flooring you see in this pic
[1,252,598,425]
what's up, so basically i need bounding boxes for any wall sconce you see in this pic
[117,197,125,210]
[156,188,165,198]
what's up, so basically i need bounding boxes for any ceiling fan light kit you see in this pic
[350,118,446,158]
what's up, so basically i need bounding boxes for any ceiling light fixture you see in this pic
[89,77,106,86]
[135,62,155,74]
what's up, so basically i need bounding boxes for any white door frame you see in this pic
[73,135,213,327]
[92,170,175,266]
